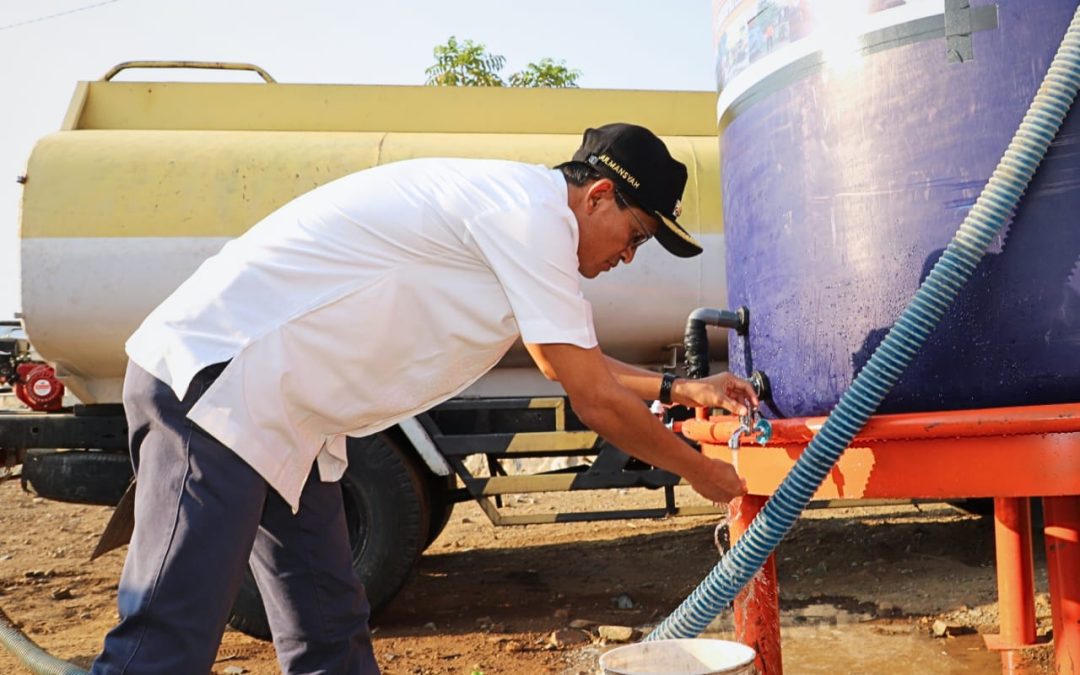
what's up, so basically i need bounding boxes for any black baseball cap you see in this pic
[567,123,702,258]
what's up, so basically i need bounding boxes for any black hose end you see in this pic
[749,370,771,402]
[735,306,750,335]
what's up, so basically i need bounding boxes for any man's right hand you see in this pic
[687,457,747,504]
[523,341,749,506]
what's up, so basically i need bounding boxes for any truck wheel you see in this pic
[21,450,132,506]
[227,432,431,641]
[424,472,456,548]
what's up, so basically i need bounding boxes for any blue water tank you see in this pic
[716,0,1080,418]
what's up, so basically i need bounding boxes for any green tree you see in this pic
[425,38,582,88]
[508,58,581,88]
[425,36,506,87]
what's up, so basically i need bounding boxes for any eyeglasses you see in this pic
[614,190,654,250]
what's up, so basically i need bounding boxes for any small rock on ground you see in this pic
[598,625,638,643]
[549,628,592,648]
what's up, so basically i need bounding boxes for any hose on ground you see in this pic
[0,608,88,675]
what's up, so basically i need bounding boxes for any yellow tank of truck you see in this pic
[20,62,725,404]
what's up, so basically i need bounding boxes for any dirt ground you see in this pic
[0,477,1058,674]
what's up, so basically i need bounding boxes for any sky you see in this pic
[0,0,719,322]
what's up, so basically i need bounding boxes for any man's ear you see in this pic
[585,178,616,212]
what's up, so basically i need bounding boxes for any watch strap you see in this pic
[659,372,679,405]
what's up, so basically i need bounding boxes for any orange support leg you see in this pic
[985,497,1038,673]
[1044,496,1080,675]
[729,494,783,675]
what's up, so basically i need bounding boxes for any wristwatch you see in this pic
[659,372,680,405]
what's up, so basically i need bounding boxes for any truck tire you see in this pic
[21,449,132,506]
[380,425,455,549]
[227,432,431,641]
[424,472,456,548]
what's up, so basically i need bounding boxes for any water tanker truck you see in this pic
[1,62,738,638]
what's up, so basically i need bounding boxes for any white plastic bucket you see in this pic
[599,638,757,675]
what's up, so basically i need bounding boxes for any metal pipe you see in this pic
[1044,495,1080,675]
[101,60,277,83]
[729,495,782,675]
[683,307,748,379]
[992,497,1038,673]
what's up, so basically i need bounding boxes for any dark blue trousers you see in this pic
[91,362,380,674]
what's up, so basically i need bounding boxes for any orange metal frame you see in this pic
[682,403,1080,675]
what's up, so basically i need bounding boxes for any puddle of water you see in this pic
[780,624,1000,674]
[704,623,1003,674]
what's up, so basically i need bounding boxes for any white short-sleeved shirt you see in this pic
[125,159,597,510]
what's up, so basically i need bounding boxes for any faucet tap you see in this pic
[728,422,751,449]
[732,407,773,447]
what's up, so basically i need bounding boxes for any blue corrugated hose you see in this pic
[0,608,88,675]
[647,4,1080,642]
